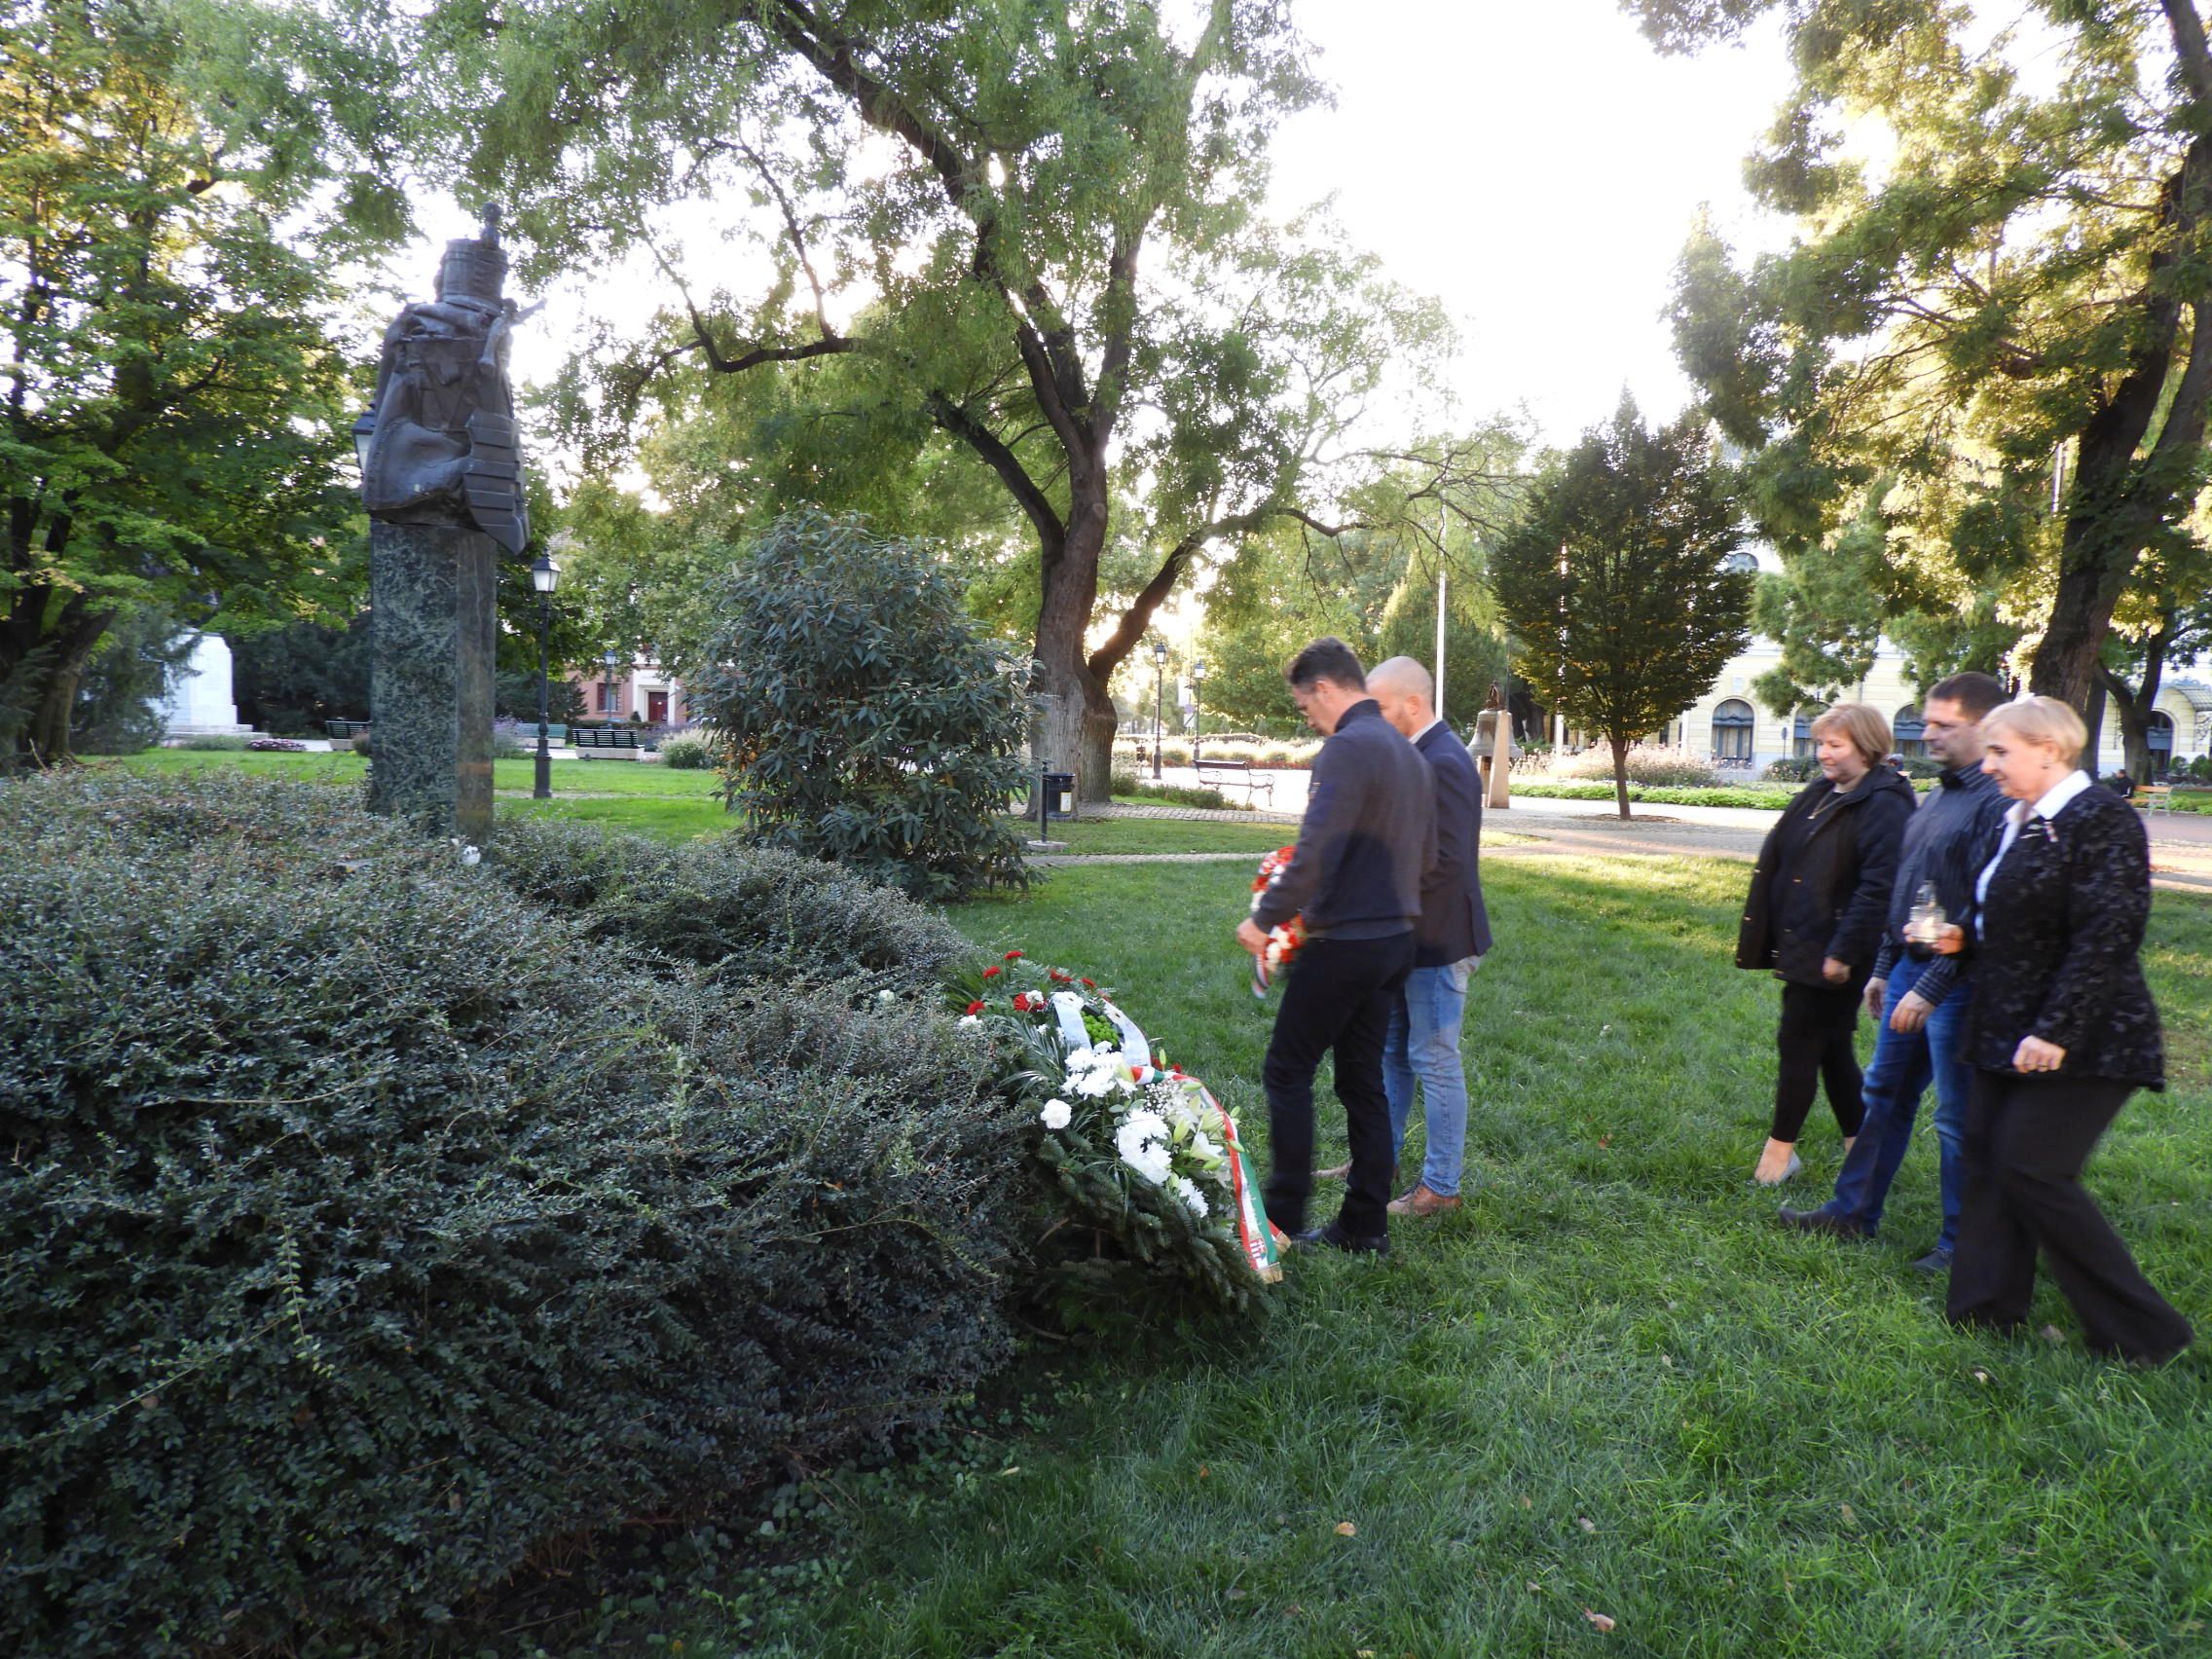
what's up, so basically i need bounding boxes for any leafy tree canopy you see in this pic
[1490,396,1751,818]
[1633,0,2212,717]
[0,0,408,765]
[365,0,1478,801]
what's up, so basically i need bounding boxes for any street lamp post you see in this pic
[602,650,619,724]
[1191,660,1207,770]
[531,551,560,798]
[1151,639,1168,781]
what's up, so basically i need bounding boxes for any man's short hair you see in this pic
[1285,637,1366,691]
[1366,655,1433,702]
[1924,671,2007,720]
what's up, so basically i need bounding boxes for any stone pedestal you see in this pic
[368,521,498,842]
[157,634,252,735]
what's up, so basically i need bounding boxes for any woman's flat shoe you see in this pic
[1752,1151,1802,1187]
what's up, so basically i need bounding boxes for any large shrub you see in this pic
[0,771,1023,1656]
[687,512,1031,900]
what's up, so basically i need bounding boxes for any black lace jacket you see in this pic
[1966,782,2164,1088]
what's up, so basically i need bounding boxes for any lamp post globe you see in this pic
[531,552,560,799]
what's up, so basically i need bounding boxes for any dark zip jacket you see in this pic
[1736,765,1917,987]
[1866,761,2010,1007]
[1252,699,1434,940]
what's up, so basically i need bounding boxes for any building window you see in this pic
[1792,705,1826,760]
[1894,705,1926,758]
[1712,698,1755,761]
[598,682,618,715]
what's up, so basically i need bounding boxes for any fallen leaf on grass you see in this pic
[1518,1495,1532,1510]
[1198,1464,1209,1479]
[1840,1503,1858,1528]
[1335,1521,1357,1536]
[1583,1608,1616,1633]
[1972,1369,1991,1384]
[1577,1516,1597,1533]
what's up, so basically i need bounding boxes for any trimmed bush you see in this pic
[688,512,1031,900]
[483,816,971,987]
[1561,748,1720,788]
[0,770,1023,1656]
[657,730,714,769]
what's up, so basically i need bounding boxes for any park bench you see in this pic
[1195,757,1274,805]
[325,719,371,740]
[2139,782,2174,817]
[571,726,642,752]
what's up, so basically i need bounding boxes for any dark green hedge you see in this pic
[0,771,1022,1656]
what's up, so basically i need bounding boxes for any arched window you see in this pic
[1894,705,1926,758]
[1712,697,1755,761]
[1721,551,1759,576]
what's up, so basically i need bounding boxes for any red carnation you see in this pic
[966,1000,985,1015]
[1081,977,1095,989]
[983,965,1002,978]
[1005,949,1024,961]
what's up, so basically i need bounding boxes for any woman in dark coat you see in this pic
[1931,697,2192,1364]
[1737,704,1917,1185]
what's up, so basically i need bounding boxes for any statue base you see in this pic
[367,521,498,842]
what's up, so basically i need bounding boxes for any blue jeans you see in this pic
[1382,957,1477,1197]
[1825,960,1972,1251]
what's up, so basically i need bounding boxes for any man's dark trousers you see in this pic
[1263,931,1415,1238]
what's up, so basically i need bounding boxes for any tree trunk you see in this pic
[1033,449,1117,808]
[2083,676,2108,780]
[5,604,111,767]
[1610,734,1632,821]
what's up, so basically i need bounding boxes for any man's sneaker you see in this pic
[1777,1204,1871,1240]
[1288,1222,1390,1257]
[1386,1183,1462,1217]
[1911,1245,1955,1275]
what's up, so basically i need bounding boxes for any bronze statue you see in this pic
[359,204,532,553]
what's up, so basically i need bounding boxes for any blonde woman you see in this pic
[1931,697,2192,1363]
[1737,704,1917,1184]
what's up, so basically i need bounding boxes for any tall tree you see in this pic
[1,0,389,765]
[1490,397,1752,820]
[1639,1,2212,717]
[389,0,1459,801]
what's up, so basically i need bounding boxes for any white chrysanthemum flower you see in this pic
[876,989,896,1003]
[1038,1098,1073,1130]
[957,1014,981,1029]
[458,844,481,866]
[1115,1111,1172,1184]
[1171,1175,1208,1218]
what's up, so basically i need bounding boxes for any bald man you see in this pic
[1359,656,1492,1214]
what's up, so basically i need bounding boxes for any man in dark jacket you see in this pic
[1780,673,2011,1271]
[1240,638,1435,1254]
[1354,655,1492,1217]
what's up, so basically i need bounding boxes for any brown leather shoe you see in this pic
[1386,1182,1462,1217]
[1314,1161,1353,1181]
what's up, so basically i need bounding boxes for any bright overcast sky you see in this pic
[1267,0,1796,446]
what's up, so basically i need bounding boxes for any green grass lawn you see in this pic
[702,854,2212,1658]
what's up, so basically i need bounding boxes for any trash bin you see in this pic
[1043,771,1075,819]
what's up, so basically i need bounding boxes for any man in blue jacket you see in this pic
[1361,655,1492,1217]
[1779,671,2011,1271]
[1239,638,1435,1255]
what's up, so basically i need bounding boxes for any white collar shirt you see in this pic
[1974,768,2094,936]
[1413,716,1445,747]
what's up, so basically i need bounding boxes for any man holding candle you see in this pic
[1777,671,2010,1272]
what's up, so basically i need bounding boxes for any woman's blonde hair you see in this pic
[1981,695,2088,765]
[1808,702,1893,768]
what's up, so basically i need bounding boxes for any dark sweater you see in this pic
[1252,700,1435,940]
[1866,761,2009,1007]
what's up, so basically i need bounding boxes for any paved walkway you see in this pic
[1093,797,2212,895]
